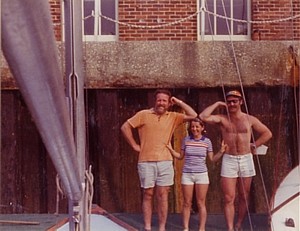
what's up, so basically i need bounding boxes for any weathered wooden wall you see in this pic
[1,91,68,214]
[1,87,298,214]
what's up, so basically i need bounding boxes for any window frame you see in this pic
[82,0,118,42]
[197,0,251,41]
[60,0,118,42]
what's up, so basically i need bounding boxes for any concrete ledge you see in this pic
[1,41,299,89]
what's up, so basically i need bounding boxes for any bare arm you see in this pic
[120,121,141,152]
[199,101,227,124]
[251,116,272,148]
[207,140,227,162]
[171,97,197,121]
[166,143,184,159]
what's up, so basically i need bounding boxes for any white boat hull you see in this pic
[57,214,128,231]
[270,165,300,231]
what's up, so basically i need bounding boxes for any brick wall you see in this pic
[252,0,300,40]
[49,0,300,41]
[118,0,197,41]
[49,0,62,41]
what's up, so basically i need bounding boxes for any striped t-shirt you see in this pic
[181,136,213,173]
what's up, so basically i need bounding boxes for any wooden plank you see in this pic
[119,90,147,212]
[88,90,127,212]
[1,91,18,213]
[16,96,44,213]
[0,220,40,225]
[173,122,187,213]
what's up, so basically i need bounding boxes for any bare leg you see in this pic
[221,177,237,231]
[142,187,154,230]
[182,184,194,230]
[156,185,170,231]
[235,177,252,230]
[195,183,209,231]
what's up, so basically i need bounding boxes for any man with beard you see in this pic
[121,89,197,231]
[199,90,272,231]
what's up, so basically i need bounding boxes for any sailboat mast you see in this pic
[64,0,87,230]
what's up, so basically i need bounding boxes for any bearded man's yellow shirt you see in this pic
[127,109,184,162]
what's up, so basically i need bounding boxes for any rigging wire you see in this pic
[289,0,300,165]
[217,1,254,230]
[53,2,67,227]
[273,0,297,204]
[203,0,259,229]
[202,0,228,116]
[289,0,300,172]
[273,0,300,189]
[0,2,2,215]
[207,0,295,229]
[212,2,300,230]
[82,23,94,231]
[80,0,297,220]
[202,3,252,228]
[84,165,94,231]
[270,2,300,231]
[53,1,299,230]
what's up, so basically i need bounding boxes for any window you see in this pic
[198,0,251,41]
[83,0,118,41]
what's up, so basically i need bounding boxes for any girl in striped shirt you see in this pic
[167,118,226,231]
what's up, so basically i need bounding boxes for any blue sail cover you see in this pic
[1,0,82,201]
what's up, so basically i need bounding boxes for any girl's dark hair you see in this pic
[188,118,206,137]
[191,118,204,126]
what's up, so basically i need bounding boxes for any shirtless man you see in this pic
[199,90,272,231]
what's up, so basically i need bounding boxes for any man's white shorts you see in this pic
[221,153,256,178]
[137,161,174,188]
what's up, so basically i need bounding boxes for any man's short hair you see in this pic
[154,89,172,98]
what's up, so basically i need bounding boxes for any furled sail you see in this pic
[1,0,82,202]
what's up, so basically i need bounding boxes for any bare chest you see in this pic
[222,117,251,134]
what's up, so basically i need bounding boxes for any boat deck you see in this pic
[0,212,269,231]
[114,213,269,231]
